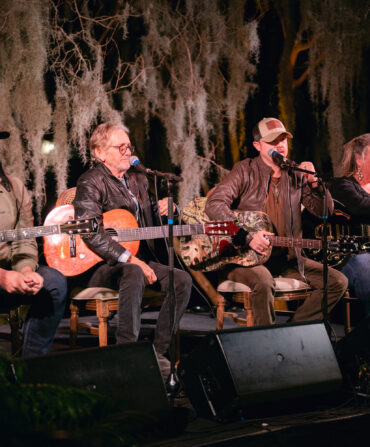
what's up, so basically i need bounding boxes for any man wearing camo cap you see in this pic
[206,117,347,325]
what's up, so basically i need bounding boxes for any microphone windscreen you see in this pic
[129,155,140,166]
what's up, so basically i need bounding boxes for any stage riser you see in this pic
[335,316,370,391]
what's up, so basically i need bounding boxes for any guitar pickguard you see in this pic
[180,197,273,271]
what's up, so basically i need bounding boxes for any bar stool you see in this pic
[216,277,313,329]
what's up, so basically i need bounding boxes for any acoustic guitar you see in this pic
[179,197,368,272]
[302,203,370,267]
[43,204,239,276]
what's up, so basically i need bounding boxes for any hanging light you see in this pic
[41,139,55,154]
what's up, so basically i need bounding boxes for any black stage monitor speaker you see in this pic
[20,342,169,414]
[335,316,370,392]
[178,322,342,420]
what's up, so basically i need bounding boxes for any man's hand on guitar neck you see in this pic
[128,256,157,284]
[249,230,273,255]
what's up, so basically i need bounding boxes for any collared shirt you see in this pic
[118,175,139,220]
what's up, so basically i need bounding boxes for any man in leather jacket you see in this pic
[73,122,192,376]
[205,117,347,325]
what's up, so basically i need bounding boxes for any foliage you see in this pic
[0,0,369,214]
[0,0,51,215]
[0,383,107,431]
[0,0,259,212]
[300,0,370,174]
[0,353,186,446]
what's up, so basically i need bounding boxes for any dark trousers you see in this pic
[87,261,192,354]
[227,257,348,325]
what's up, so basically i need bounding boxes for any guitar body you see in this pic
[180,197,273,271]
[44,205,140,276]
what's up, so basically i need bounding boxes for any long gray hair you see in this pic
[337,133,370,177]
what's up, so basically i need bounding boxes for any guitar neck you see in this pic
[114,223,205,242]
[0,224,61,242]
[268,235,322,250]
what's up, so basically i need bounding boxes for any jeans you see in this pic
[87,261,192,354]
[339,253,370,314]
[0,265,67,357]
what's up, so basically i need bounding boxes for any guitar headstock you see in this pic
[204,220,239,236]
[60,217,98,235]
[328,236,370,254]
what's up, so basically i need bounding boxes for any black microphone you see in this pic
[129,156,152,174]
[268,148,297,168]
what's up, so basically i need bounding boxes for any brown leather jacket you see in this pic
[205,156,334,273]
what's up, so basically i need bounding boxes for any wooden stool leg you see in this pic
[344,290,352,335]
[70,301,79,348]
[96,301,109,347]
[242,292,254,327]
[345,301,351,334]
[9,308,22,356]
[216,295,226,330]
[176,330,181,365]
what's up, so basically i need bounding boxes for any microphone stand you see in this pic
[165,179,180,406]
[283,163,330,332]
[149,170,183,405]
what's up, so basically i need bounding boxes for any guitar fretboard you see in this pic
[0,225,60,242]
[268,236,322,249]
[111,223,206,242]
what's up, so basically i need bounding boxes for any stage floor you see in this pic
[145,404,370,447]
[0,306,348,356]
[0,309,368,446]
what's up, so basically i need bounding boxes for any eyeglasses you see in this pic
[110,143,135,155]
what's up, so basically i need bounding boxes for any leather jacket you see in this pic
[73,161,159,265]
[205,156,334,274]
